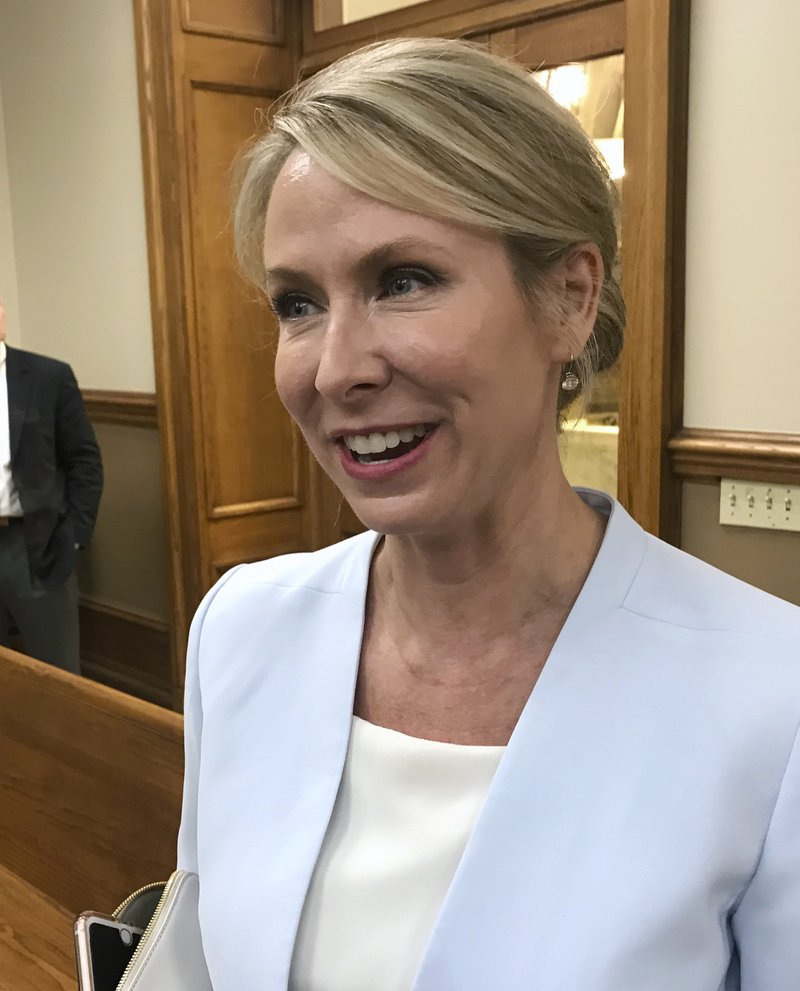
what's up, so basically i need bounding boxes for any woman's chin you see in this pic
[345,494,451,538]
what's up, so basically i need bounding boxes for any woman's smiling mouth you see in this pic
[337,424,439,479]
[343,423,436,464]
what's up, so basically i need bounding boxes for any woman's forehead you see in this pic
[263,153,498,275]
[266,152,423,239]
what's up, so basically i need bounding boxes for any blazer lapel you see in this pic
[412,497,650,991]
[195,534,380,991]
[5,347,32,460]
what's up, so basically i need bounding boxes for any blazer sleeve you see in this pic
[177,566,246,873]
[54,363,103,546]
[731,720,800,988]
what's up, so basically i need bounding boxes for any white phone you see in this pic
[74,911,144,991]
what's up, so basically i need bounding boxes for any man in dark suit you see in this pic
[0,299,103,673]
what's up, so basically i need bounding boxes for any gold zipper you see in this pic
[112,880,166,920]
[114,872,183,989]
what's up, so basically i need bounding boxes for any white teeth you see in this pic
[368,432,387,453]
[344,424,429,453]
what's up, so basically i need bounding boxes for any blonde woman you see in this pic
[177,39,800,991]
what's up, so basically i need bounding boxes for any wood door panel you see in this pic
[182,0,283,44]
[210,502,310,574]
[511,2,625,67]
[188,85,299,516]
[183,32,292,89]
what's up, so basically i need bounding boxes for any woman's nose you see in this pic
[314,310,391,400]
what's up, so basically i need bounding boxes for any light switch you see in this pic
[719,480,800,532]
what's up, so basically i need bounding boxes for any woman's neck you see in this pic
[373,475,607,649]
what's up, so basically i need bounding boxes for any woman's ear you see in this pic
[555,243,604,360]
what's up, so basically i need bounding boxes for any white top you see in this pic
[0,341,23,517]
[289,716,505,991]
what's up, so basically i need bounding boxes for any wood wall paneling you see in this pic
[669,428,800,485]
[483,4,624,69]
[510,3,624,66]
[182,31,293,87]
[185,81,314,579]
[82,389,158,428]
[181,0,284,44]
[618,0,691,542]
[76,420,170,620]
[135,0,206,690]
[74,413,171,704]
[208,487,311,573]
[80,596,172,708]
[187,86,298,516]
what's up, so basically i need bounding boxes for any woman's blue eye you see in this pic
[389,276,417,295]
[272,294,317,320]
[383,269,437,299]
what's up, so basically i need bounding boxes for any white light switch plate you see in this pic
[719,480,800,532]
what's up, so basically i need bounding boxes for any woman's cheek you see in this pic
[274,339,316,420]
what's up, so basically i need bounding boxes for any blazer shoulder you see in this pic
[8,346,73,379]
[200,531,376,617]
[624,533,800,646]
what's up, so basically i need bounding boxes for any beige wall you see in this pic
[684,0,800,432]
[0,1,170,626]
[76,424,170,619]
[682,0,800,606]
[0,74,21,346]
[0,0,154,391]
[682,482,800,607]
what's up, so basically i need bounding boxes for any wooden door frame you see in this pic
[134,0,203,706]
[619,0,690,542]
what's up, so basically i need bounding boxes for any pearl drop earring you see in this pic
[561,354,579,392]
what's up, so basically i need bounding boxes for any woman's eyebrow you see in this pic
[264,237,450,289]
[264,264,310,289]
[353,236,448,274]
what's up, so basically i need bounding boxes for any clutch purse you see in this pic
[110,870,213,990]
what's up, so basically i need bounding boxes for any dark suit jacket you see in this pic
[6,346,103,588]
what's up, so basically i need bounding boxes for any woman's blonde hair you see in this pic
[234,37,625,415]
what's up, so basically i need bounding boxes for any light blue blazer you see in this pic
[178,491,800,990]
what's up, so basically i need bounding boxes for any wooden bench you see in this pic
[0,647,184,991]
